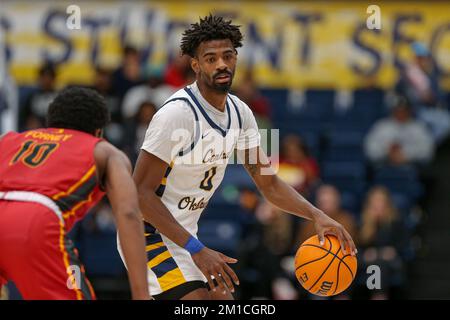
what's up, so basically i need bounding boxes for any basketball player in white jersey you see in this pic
[125,15,357,300]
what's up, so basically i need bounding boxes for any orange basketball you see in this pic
[294,235,357,297]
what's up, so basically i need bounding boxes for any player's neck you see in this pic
[196,81,227,112]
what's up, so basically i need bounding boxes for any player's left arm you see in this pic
[238,146,357,255]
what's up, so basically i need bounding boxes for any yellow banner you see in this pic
[1,1,450,89]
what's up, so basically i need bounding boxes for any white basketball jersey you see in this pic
[118,82,260,295]
[151,84,246,235]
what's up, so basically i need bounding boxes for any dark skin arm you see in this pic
[238,147,357,255]
[133,150,239,294]
[94,141,150,300]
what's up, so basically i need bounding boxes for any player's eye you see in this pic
[207,57,216,63]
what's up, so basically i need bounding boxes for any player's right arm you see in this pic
[134,102,239,293]
[133,150,239,293]
[94,141,150,300]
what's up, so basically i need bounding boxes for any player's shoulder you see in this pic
[156,87,195,116]
[149,87,198,130]
[94,140,131,168]
[0,131,15,141]
[161,86,192,107]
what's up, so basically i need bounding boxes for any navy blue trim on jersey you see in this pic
[155,164,173,197]
[178,120,201,157]
[144,221,157,234]
[152,256,180,278]
[228,96,242,130]
[160,97,201,157]
[147,245,167,262]
[184,87,231,137]
[161,97,199,121]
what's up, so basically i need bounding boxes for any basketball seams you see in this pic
[295,250,330,271]
[295,236,333,271]
[300,244,355,278]
[332,255,356,295]
[307,246,342,292]
[296,235,356,296]
[339,254,355,279]
[332,258,342,295]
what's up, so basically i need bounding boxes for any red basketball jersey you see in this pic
[0,128,106,230]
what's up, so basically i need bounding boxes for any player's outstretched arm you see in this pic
[133,150,239,293]
[133,150,196,247]
[94,142,150,300]
[238,147,357,256]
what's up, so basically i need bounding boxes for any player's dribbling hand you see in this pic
[312,210,357,256]
[191,247,240,294]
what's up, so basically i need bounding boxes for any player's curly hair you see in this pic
[181,14,243,57]
[46,87,110,135]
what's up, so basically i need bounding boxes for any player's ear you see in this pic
[94,129,103,138]
[191,57,200,74]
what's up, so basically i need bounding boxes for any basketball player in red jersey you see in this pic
[0,87,150,300]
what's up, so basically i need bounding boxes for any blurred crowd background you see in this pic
[1,1,450,300]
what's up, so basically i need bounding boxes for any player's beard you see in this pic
[208,70,234,93]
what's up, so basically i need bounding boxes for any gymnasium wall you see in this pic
[1,0,450,89]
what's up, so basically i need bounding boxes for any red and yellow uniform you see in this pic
[0,128,105,300]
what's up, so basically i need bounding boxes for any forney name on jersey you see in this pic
[178,196,208,211]
[24,130,73,142]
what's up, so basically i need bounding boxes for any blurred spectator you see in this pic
[123,101,157,163]
[257,202,304,298]
[0,285,7,300]
[296,184,357,245]
[112,45,143,99]
[88,66,126,148]
[277,134,320,197]
[396,42,444,110]
[358,186,408,299]
[417,102,450,144]
[91,66,121,122]
[103,121,126,149]
[81,199,116,233]
[164,53,193,88]
[121,65,175,119]
[0,90,6,129]
[0,69,18,134]
[19,62,57,130]
[235,188,284,299]
[396,42,450,143]
[257,201,296,257]
[364,96,434,166]
[234,70,272,129]
[1,30,18,133]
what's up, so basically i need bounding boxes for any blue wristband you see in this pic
[184,235,205,255]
